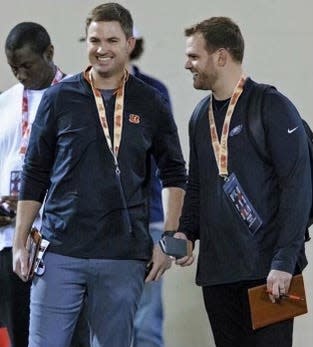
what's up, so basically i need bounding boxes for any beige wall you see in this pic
[1,1,313,346]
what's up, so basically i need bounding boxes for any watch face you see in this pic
[163,230,176,237]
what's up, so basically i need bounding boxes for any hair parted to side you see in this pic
[86,2,133,38]
[185,17,244,63]
[5,22,51,56]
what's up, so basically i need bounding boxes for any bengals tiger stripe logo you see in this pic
[128,114,140,124]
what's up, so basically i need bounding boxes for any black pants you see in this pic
[0,248,31,347]
[202,280,293,347]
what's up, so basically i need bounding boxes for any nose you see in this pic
[184,59,192,70]
[15,68,27,83]
[96,45,107,55]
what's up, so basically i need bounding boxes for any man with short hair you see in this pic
[0,22,65,347]
[13,3,186,347]
[176,16,311,347]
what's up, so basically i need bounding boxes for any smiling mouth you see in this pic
[97,56,112,62]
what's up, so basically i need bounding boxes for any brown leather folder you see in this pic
[248,274,308,330]
[25,227,42,281]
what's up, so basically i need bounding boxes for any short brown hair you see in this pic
[185,17,244,63]
[85,2,133,38]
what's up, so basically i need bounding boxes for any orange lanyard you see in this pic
[84,66,128,173]
[208,75,246,178]
[19,66,64,155]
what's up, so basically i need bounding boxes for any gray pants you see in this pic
[29,252,146,347]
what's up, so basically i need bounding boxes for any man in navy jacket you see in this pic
[12,4,186,347]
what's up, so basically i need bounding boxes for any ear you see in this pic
[127,36,136,54]
[43,44,54,62]
[216,48,228,67]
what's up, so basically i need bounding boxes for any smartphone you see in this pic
[159,235,189,259]
[145,262,153,279]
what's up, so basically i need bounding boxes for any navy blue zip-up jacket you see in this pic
[132,65,172,224]
[20,73,186,260]
[178,78,311,286]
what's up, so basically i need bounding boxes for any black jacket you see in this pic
[179,78,311,286]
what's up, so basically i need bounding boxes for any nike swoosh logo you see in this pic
[288,127,298,134]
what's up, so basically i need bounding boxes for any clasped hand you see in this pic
[267,269,292,303]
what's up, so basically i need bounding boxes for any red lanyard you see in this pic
[19,66,64,154]
[208,75,246,178]
[84,66,128,174]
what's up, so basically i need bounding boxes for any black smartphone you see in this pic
[159,235,188,259]
[145,262,153,279]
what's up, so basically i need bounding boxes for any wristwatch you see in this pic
[161,230,176,238]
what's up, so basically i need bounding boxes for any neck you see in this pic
[212,65,244,100]
[38,64,57,90]
[126,62,134,75]
[91,68,124,89]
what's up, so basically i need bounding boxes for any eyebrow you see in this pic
[9,59,35,67]
[88,33,120,40]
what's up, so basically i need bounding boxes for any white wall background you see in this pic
[1,1,313,346]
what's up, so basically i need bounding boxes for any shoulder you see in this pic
[189,95,210,135]
[128,73,158,93]
[0,83,23,101]
[44,72,84,98]
[54,73,82,88]
[249,80,304,138]
[127,74,168,106]
[245,78,301,128]
[132,65,171,104]
[133,66,169,95]
[246,77,296,111]
[0,83,23,117]
[191,95,210,121]
[262,85,300,121]
[0,84,24,136]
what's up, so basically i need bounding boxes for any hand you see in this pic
[0,215,13,227]
[174,232,195,267]
[267,269,292,303]
[1,195,18,213]
[145,243,172,283]
[12,245,30,282]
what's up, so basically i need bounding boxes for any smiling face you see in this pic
[87,20,135,85]
[6,44,55,90]
[185,32,219,91]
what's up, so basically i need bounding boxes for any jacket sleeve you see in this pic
[151,93,187,189]
[19,88,58,203]
[263,89,311,273]
[177,100,208,242]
